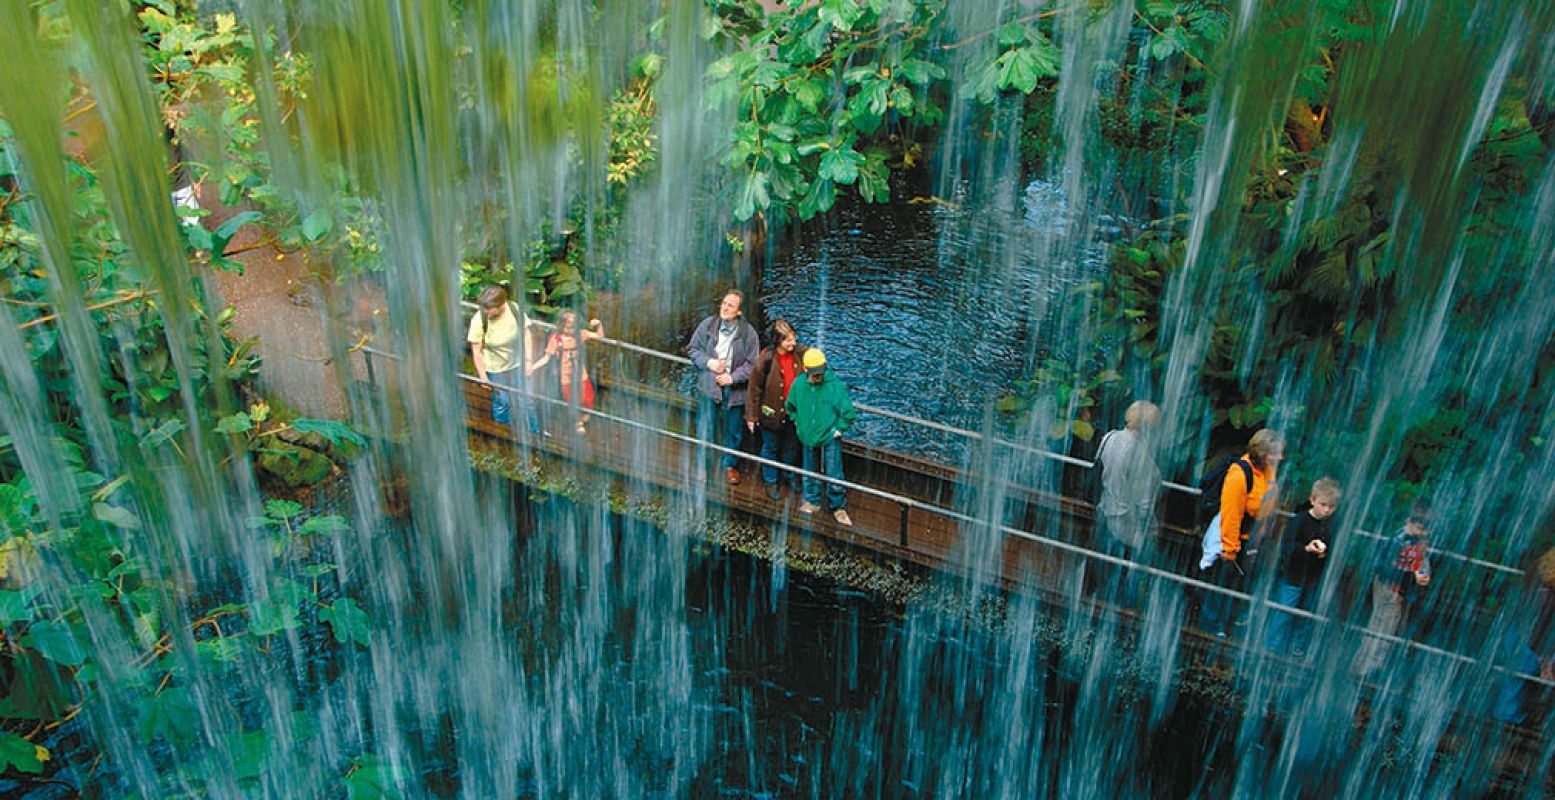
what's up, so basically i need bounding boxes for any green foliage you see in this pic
[703,0,953,221]
[0,731,48,774]
[215,402,363,489]
[0,11,389,786]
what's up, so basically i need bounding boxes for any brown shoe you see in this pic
[725,467,741,485]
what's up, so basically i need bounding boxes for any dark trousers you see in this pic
[759,424,802,486]
[1198,556,1249,636]
[698,397,746,470]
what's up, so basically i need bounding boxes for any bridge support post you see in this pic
[898,502,910,549]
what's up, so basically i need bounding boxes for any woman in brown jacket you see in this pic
[745,320,808,499]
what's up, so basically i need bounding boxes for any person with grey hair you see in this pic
[687,290,760,485]
[1092,401,1162,603]
[1095,401,1163,554]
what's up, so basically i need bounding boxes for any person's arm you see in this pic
[580,319,605,341]
[746,351,768,430]
[687,319,716,371]
[470,342,490,385]
[834,382,857,435]
[726,326,758,384]
[467,316,490,386]
[1218,464,1250,560]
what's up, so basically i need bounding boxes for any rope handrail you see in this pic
[449,303,1523,578]
[358,342,1553,690]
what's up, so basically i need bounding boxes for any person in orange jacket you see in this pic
[1197,428,1285,637]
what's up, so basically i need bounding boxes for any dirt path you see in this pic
[203,203,381,420]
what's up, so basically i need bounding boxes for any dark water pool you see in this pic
[758,179,1115,462]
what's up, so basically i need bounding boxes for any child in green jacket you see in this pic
[785,348,857,525]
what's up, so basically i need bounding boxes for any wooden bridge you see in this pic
[357,314,1552,785]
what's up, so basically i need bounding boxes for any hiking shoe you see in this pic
[833,509,852,526]
[725,467,741,485]
[798,502,819,515]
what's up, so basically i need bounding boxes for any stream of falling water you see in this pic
[2,1,1555,797]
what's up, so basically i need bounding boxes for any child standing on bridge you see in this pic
[1351,499,1436,678]
[1265,477,1342,656]
[786,348,856,526]
[528,310,603,435]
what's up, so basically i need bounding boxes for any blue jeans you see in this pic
[489,368,539,433]
[1495,630,1543,725]
[801,437,846,509]
[1265,580,1309,655]
[760,425,801,486]
[698,398,746,470]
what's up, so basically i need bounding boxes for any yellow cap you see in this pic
[802,349,826,370]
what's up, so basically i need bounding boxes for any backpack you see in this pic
[1086,430,1120,504]
[1196,457,1254,523]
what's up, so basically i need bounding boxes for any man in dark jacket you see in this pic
[687,290,760,484]
[745,320,808,500]
[785,348,856,525]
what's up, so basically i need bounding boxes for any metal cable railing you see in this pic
[357,339,1553,691]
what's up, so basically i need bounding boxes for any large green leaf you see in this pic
[0,731,47,774]
[92,502,141,530]
[817,0,865,32]
[344,756,405,800]
[319,598,371,647]
[0,587,40,624]
[798,177,837,220]
[248,599,301,637]
[265,499,303,520]
[22,620,88,667]
[732,170,770,221]
[215,412,254,435]
[299,515,351,535]
[996,45,1056,95]
[291,418,366,448]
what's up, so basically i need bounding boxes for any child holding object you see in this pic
[1265,478,1342,656]
[1351,499,1436,678]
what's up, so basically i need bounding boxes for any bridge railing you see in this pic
[358,333,1551,696]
